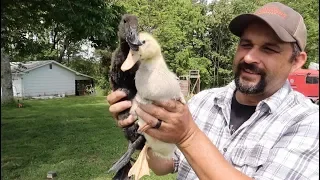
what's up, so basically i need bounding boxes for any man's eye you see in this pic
[264,47,278,53]
[240,44,251,48]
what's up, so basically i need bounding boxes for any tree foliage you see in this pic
[1,0,125,62]
[114,0,318,89]
[1,0,125,100]
[117,0,213,87]
[2,0,318,94]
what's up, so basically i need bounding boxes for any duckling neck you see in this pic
[140,55,168,71]
[119,39,130,55]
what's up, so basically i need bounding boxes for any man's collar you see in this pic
[213,81,236,108]
[259,80,292,113]
[213,80,292,113]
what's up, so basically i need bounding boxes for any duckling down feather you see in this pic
[121,32,186,180]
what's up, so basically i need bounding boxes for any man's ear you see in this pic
[291,51,307,73]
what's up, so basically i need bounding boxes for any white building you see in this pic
[8,60,94,97]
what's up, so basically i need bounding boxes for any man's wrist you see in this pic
[177,125,201,150]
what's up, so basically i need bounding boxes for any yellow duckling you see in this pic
[121,32,186,180]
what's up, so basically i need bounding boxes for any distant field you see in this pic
[1,96,176,180]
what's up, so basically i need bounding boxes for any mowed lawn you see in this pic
[1,96,176,180]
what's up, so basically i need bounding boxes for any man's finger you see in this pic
[138,103,170,121]
[138,124,152,133]
[144,124,169,141]
[106,90,127,105]
[136,106,160,127]
[118,114,136,127]
[109,101,132,114]
[153,99,182,112]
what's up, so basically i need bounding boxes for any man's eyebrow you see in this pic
[240,38,282,50]
[239,38,251,43]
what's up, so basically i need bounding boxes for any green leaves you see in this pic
[117,0,210,87]
[3,0,318,90]
[2,0,125,61]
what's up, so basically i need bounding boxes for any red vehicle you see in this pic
[288,69,319,104]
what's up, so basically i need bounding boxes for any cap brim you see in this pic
[229,14,296,43]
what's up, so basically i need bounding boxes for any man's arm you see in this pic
[140,98,318,180]
[137,100,252,180]
[146,148,175,175]
[177,126,252,180]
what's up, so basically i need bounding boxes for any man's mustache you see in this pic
[237,62,265,75]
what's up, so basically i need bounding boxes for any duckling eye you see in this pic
[142,40,146,44]
[123,20,127,23]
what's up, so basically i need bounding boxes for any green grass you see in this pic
[1,96,176,180]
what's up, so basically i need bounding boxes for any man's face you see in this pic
[233,21,295,95]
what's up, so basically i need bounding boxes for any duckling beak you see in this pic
[126,28,143,51]
[121,50,140,72]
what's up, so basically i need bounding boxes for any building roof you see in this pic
[10,60,94,79]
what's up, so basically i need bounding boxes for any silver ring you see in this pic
[153,120,162,129]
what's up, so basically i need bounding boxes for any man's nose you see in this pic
[243,48,261,64]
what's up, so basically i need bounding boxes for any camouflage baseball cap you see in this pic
[229,2,307,51]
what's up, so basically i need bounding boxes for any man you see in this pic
[107,2,319,180]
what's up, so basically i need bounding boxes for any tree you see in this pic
[206,0,239,87]
[1,2,14,104]
[2,0,125,62]
[1,49,14,105]
[1,0,125,103]
[117,0,213,88]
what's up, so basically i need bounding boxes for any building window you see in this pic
[306,76,319,84]
[49,64,52,69]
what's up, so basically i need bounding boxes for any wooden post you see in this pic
[179,70,200,98]
[189,70,200,95]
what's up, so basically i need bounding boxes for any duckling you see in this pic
[108,14,146,180]
[109,14,145,147]
[121,32,186,180]
[109,14,141,121]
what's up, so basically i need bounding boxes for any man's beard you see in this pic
[234,62,267,94]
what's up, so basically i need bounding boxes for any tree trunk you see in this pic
[1,48,14,105]
[57,36,70,63]
[1,1,14,105]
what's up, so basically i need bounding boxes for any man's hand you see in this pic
[106,90,136,127]
[135,99,200,147]
[136,99,252,180]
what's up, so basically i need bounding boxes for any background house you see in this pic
[8,60,94,97]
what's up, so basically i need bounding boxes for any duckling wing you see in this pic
[135,68,182,101]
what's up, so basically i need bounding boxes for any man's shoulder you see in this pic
[187,85,230,104]
[276,90,319,126]
[287,90,319,112]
